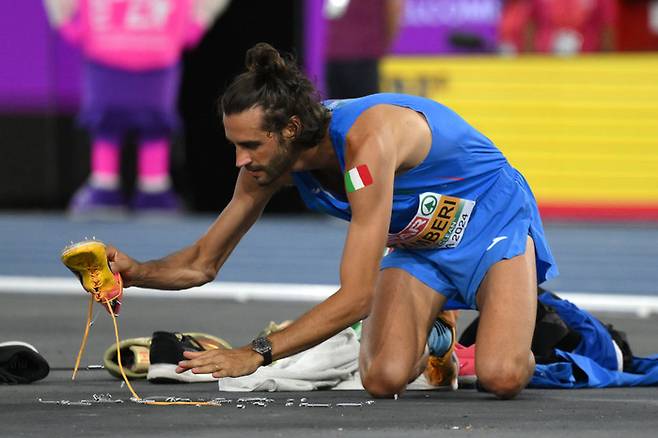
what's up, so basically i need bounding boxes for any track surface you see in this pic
[1,213,657,437]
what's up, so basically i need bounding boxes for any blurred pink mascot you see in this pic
[44,0,230,215]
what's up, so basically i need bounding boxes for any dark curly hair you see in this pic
[220,43,330,150]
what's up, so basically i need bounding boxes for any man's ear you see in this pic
[283,116,302,140]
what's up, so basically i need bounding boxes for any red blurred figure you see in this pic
[499,0,532,54]
[500,0,617,54]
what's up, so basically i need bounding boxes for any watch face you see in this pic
[252,337,271,354]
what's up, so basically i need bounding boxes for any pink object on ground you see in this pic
[455,343,476,377]
[58,0,206,71]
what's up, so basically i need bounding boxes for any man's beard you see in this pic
[254,139,298,186]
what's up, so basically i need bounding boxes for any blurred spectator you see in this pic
[43,0,229,216]
[325,0,405,98]
[500,0,617,55]
[617,0,658,50]
[499,0,532,54]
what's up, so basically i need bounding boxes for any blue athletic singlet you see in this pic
[292,93,558,309]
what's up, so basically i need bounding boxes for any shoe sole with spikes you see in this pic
[61,240,123,315]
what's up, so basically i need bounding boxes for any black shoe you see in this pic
[0,342,50,384]
[147,332,231,384]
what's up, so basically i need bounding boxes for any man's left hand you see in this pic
[176,346,263,378]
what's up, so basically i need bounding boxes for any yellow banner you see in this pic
[380,54,658,204]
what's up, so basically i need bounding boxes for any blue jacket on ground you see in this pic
[530,292,658,388]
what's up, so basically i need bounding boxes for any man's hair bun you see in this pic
[245,42,287,77]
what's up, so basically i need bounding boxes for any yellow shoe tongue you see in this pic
[127,346,150,373]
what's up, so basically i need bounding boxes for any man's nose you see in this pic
[235,148,252,168]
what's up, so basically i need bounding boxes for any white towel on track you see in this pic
[218,327,360,392]
[218,327,439,392]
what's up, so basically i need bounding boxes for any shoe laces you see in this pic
[71,286,215,406]
[90,267,101,291]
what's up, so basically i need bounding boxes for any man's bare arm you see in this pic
[108,168,282,290]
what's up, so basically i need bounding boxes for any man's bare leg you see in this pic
[475,236,538,399]
[359,268,447,397]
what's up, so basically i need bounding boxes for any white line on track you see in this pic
[0,275,657,317]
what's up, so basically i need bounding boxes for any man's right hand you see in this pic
[106,245,140,288]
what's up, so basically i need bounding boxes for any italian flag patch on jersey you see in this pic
[344,165,373,193]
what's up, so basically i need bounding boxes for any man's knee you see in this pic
[477,356,533,400]
[360,361,410,398]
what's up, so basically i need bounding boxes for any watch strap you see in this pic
[251,337,272,366]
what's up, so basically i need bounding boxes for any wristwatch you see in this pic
[251,336,273,366]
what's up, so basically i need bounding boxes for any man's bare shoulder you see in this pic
[344,104,431,172]
[347,104,427,140]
